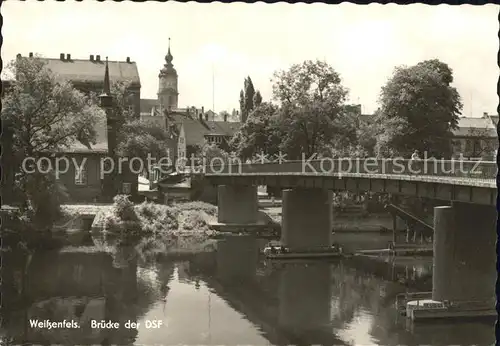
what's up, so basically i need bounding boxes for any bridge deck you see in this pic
[204,172,496,189]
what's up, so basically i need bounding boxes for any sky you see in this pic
[2,2,498,116]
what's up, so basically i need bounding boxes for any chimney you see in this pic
[96,55,101,62]
[205,113,208,121]
[66,53,71,60]
[29,52,33,58]
[483,112,488,118]
[16,53,22,60]
[201,106,205,115]
[90,54,94,61]
[224,113,228,122]
[60,53,65,60]
[126,57,130,63]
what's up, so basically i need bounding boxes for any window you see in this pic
[122,183,132,194]
[74,165,88,185]
[127,105,134,114]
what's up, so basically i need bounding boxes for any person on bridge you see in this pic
[411,150,420,160]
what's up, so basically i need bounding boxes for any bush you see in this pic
[113,195,138,222]
[181,213,208,231]
[135,201,179,233]
[15,171,69,230]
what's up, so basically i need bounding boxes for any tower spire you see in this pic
[99,57,113,108]
[103,57,110,95]
[165,38,173,66]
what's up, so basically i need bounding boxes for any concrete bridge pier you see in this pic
[433,202,496,302]
[278,264,332,338]
[217,185,259,224]
[216,235,259,283]
[281,189,333,251]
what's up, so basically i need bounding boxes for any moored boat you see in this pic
[263,243,344,260]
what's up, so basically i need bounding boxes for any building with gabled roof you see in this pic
[18,52,142,118]
[451,114,497,160]
[47,59,138,202]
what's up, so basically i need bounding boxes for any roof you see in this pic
[61,114,108,154]
[452,117,497,138]
[40,57,140,87]
[488,115,498,126]
[140,114,167,131]
[171,113,242,146]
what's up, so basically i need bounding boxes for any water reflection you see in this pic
[1,233,494,345]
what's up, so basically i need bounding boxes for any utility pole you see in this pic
[470,91,473,117]
[212,64,215,118]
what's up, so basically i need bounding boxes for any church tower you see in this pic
[158,38,179,110]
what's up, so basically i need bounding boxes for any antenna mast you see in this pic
[470,91,473,117]
[212,64,215,117]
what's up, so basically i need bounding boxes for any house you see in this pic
[451,115,497,160]
[52,60,139,202]
[484,112,498,127]
[175,109,241,154]
[52,117,138,203]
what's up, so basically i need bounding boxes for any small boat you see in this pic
[263,243,344,260]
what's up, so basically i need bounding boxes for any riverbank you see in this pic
[88,198,220,257]
[261,207,396,232]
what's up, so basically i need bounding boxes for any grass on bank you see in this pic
[103,195,217,234]
[100,196,219,260]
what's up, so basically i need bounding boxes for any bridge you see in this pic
[199,159,497,308]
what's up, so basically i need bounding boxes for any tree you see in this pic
[378,59,462,158]
[271,60,353,159]
[201,142,231,164]
[3,56,102,158]
[239,76,256,122]
[231,108,239,122]
[116,119,173,175]
[253,91,263,107]
[2,56,102,226]
[239,90,245,122]
[230,102,282,159]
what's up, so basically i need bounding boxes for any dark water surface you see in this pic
[1,232,494,345]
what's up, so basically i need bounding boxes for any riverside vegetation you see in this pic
[98,195,219,260]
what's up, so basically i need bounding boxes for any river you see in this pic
[0,231,494,345]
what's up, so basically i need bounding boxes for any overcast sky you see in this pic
[2,2,498,116]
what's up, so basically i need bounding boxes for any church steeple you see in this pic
[158,38,179,110]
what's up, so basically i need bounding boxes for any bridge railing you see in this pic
[202,159,497,180]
